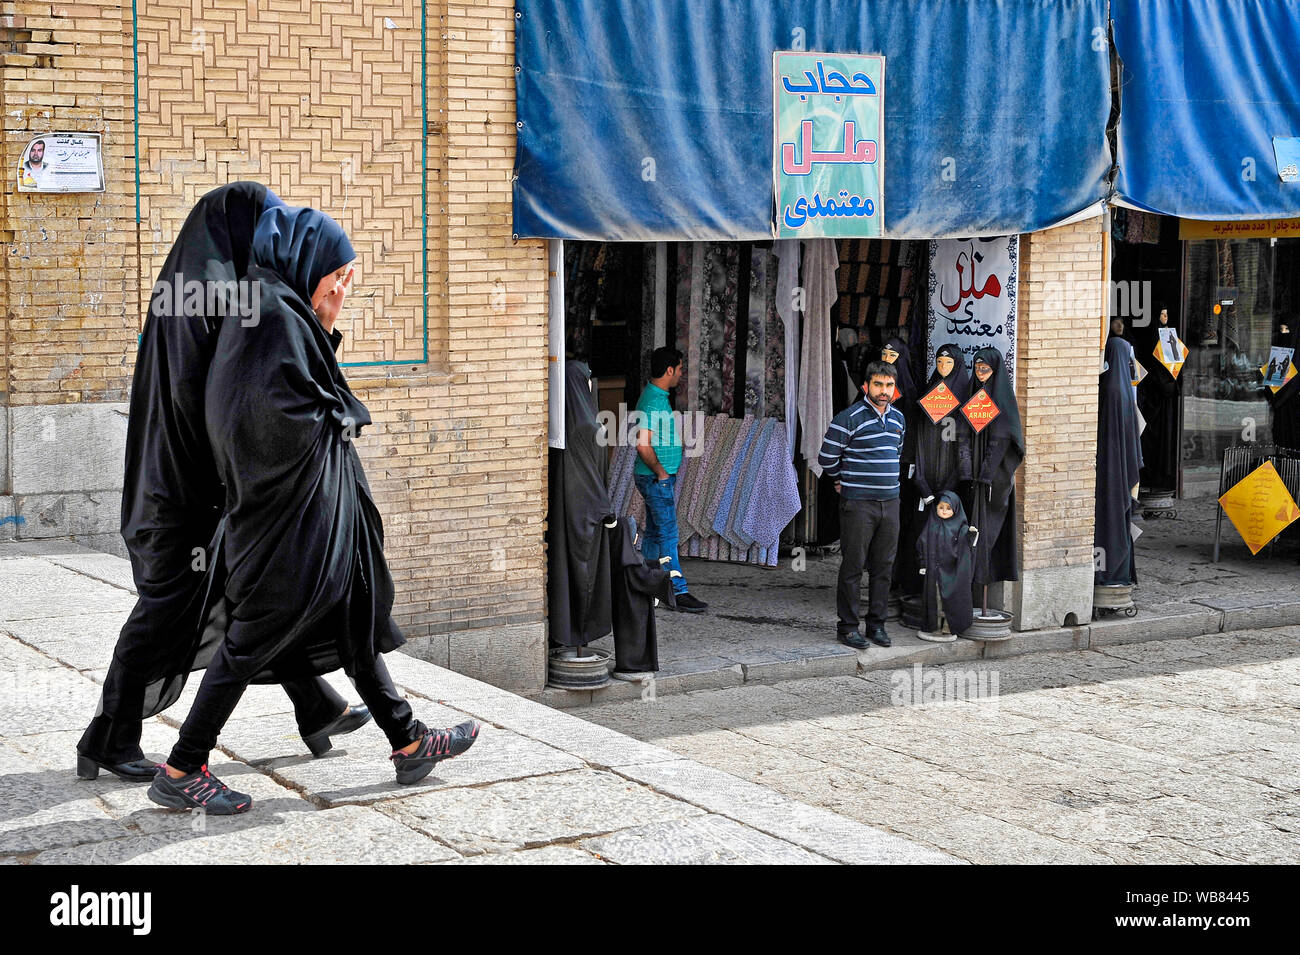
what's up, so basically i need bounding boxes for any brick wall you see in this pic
[1012,217,1105,628]
[2,0,551,691]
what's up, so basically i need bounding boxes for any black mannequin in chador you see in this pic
[959,347,1025,600]
[1095,333,1144,587]
[915,492,978,642]
[913,344,973,506]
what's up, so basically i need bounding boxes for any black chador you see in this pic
[916,491,978,636]
[882,336,922,594]
[1095,336,1144,586]
[77,184,354,774]
[960,346,1025,587]
[548,359,614,647]
[913,343,973,501]
[608,516,677,674]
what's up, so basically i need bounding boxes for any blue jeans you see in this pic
[634,471,689,595]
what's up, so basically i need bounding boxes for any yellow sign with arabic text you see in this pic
[1179,218,1300,240]
[1218,461,1300,555]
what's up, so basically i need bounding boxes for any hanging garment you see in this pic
[608,517,675,673]
[799,238,838,474]
[961,345,1026,587]
[882,335,923,595]
[916,491,978,636]
[548,360,615,647]
[1095,336,1144,586]
[774,239,801,452]
[745,247,769,417]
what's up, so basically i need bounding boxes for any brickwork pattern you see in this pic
[1016,219,1105,572]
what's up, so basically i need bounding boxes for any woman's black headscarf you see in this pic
[882,335,919,405]
[916,491,976,636]
[1095,335,1143,586]
[927,343,971,402]
[969,345,1024,455]
[251,204,356,304]
[80,182,286,763]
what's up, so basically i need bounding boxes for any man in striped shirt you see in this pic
[818,360,905,649]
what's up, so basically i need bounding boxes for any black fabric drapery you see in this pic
[1095,336,1144,586]
[916,491,977,636]
[883,335,922,595]
[913,343,973,501]
[548,360,614,647]
[609,516,675,672]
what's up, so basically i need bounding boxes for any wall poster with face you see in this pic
[926,236,1019,384]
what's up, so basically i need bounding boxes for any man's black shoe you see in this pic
[76,754,158,782]
[866,626,892,648]
[302,704,373,757]
[673,593,708,613]
[391,720,481,785]
[147,764,252,815]
[837,631,870,650]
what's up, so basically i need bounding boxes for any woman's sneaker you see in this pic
[146,764,253,815]
[391,721,481,784]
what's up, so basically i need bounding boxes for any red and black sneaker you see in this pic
[391,721,481,784]
[146,764,253,815]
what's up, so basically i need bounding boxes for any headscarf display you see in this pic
[548,360,614,647]
[915,491,978,636]
[201,205,402,683]
[79,183,294,764]
[913,343,973,500]
[960,345,1025,587]
[1095,335,1144,586]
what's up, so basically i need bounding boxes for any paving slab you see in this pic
[579,813,836,865]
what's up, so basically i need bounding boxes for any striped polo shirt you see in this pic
[817,396,905,500]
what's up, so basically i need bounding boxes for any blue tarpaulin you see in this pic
[1113,0,1300,220]
[513,0,1112,241]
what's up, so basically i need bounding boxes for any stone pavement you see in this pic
[539,494,1300,707]
[580,623,1300,863]
[0,539,951,865]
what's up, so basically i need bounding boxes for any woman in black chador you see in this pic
[76,183,370,782]
[145,205,479,815]
[960,346,1025,592]
[915,492,978,641]
[881,336,922,595]
[912,343,973,505]
[1095,334,1144,586]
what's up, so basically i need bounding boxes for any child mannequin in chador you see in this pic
[916,492,978,642]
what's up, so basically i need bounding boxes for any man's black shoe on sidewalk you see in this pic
[673,593,708,613]
[147,764,252,815]
[866,626,892,648]
[837,630,870,650]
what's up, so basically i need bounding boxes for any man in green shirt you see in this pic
[634,347,707,613]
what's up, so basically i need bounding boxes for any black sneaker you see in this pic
[391,721,481,785]
[302,704,373,757]
[673,593,708,613]
[147,764,252,815]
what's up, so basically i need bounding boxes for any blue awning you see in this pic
[1113,0,1300,220]
[513,0,1112,241]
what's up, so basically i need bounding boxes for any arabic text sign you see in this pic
[17,133,105,193]
[926,237,1019,385]
[774,52,884,238]
[1218,461,1300,556]
[919,381,959,424]
[961,389,1001,434]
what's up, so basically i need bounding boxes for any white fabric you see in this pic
[773,238,802,455]
[798,238,838,476]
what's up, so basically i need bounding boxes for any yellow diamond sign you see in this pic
[1218,461,1300,555]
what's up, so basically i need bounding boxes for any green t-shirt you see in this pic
[633,383,683,476]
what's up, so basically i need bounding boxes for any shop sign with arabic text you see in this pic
[773,52,884,238]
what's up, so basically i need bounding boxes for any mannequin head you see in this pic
[936,354,955,378]
[974,359,993,384]
[936,499,954,520]
[881,344,900,364]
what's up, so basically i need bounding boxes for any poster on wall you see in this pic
[16,133,105,193]
[773,52,884,239]
[926,236,1019,384]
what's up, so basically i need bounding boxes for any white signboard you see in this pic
[926,236,1019,384]
[17,133,106,193]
